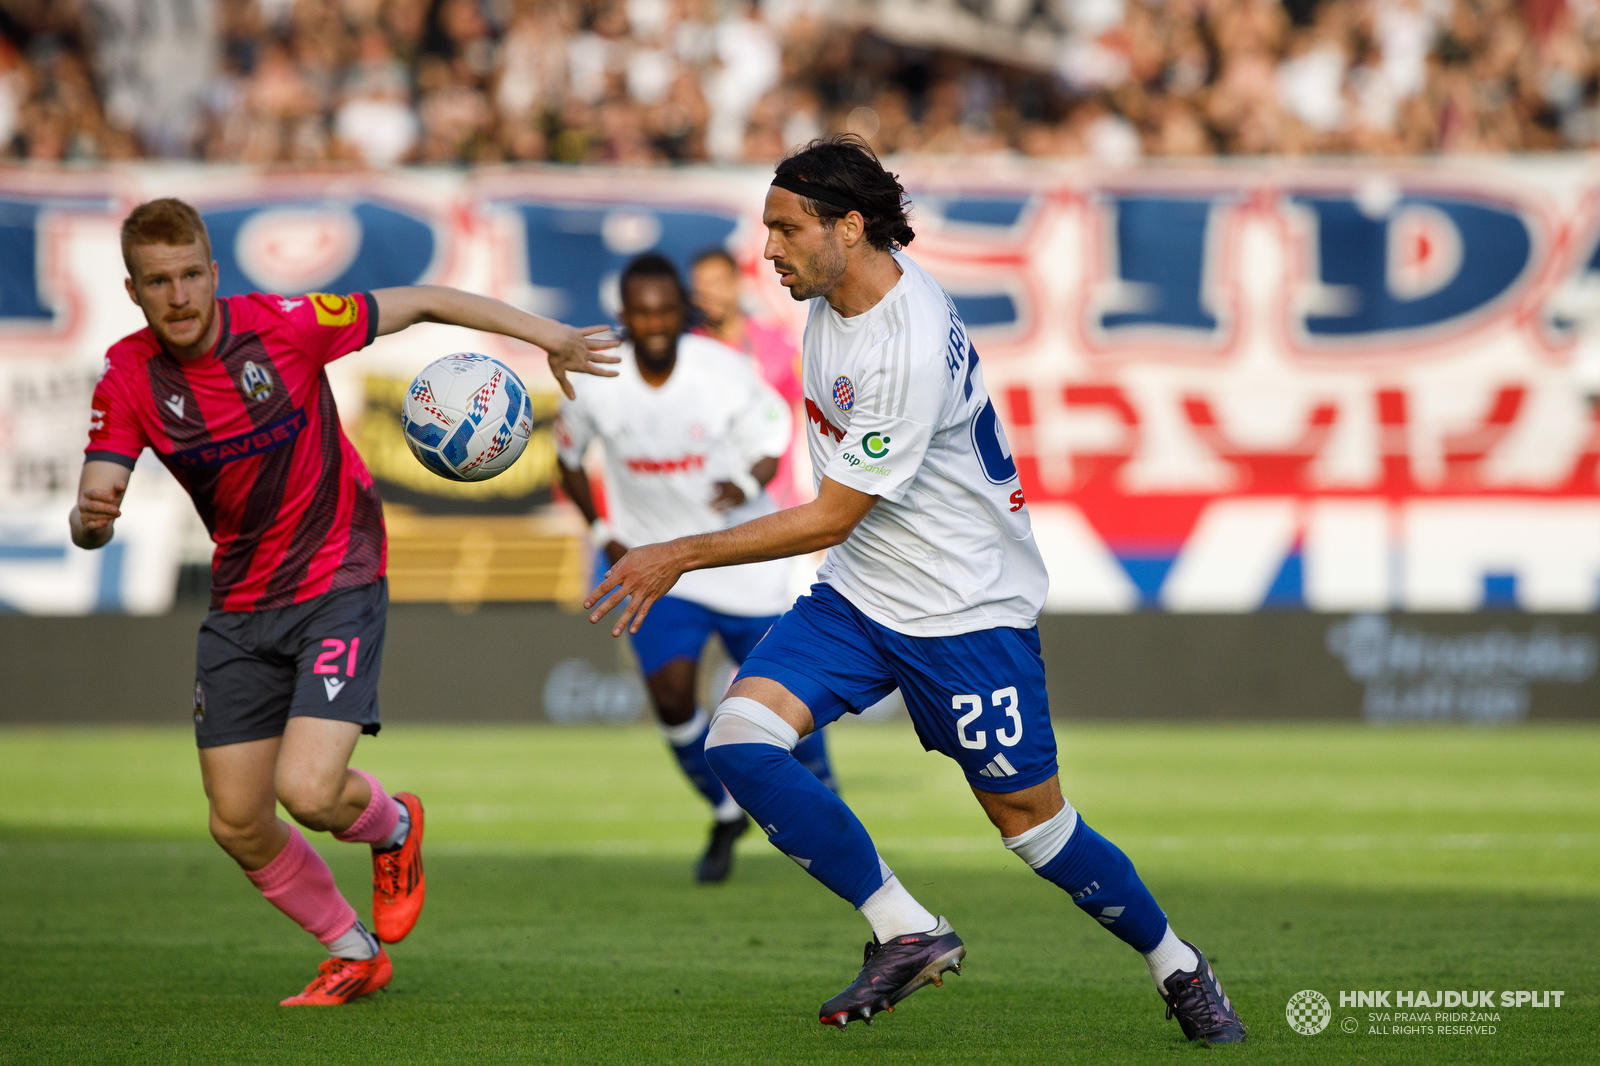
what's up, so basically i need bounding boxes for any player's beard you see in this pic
[784,236,847,301]
[634,332,679,376]
[156,302,215,353]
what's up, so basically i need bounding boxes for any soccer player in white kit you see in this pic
[556,254,837,883]
[584,138,1247,1043]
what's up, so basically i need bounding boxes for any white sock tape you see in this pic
[1001,800,1080,869]
[659,706,710,748]
[705,696,800,752]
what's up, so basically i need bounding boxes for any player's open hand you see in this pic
[547,325,621,400]
[585,541,686,637]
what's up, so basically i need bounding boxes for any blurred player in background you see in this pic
[557,253,837,884]
[689,249,804,507]
[585,139,1247,1043]
[70,198,617,1006]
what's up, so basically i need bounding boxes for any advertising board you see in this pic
[4,160,1600,617]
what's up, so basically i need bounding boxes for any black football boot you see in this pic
[694,815,750,883]
[819,918,966,1029]
[1159,939,1248,1044]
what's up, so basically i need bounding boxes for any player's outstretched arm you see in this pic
[585,477,877,636]
[369,285,620,399]
[68,460,131,550]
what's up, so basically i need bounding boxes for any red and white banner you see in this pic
[4,160,1600,613]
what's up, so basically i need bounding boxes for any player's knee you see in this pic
[208,806,274,854]
[702,724,747,783]
[275,775,343,831]
[980,774,1068,837]
[705,696,799,782]
[707,697,799,750]
[646,659,698,726]
[1001,798,1080,869]
[652,697,697,728]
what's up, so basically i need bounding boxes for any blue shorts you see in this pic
[630,594,780,677]
[736,584,1058,793]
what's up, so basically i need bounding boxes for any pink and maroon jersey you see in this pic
[86,291,386,612]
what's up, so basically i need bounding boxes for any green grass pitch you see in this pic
[1,721,1595,1064]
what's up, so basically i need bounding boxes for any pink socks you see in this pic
[245,825,357,945]
[242,771,400,947]
[332,769,400,845]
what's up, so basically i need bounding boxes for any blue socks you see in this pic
[793,730,838,794]
[661,708,737,815]
[1005,804,1168,954]
[1038,821,1167,953]
[665,707,838,817]
[705,704,884,907]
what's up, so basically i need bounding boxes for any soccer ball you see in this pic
[401,353,534,482]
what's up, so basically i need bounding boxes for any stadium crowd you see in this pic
[0,0,1594,164]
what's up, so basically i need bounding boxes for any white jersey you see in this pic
[556,333,794,617]
[801,252,1048,636]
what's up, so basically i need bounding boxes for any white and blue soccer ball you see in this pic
[401,353,534,482]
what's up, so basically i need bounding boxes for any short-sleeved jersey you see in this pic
[694,317,805,508]
[556,333,793,617]
[86,291,386,612]
[800,252,1048,636]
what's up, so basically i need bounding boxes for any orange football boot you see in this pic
[372,792,425,943]
[279,948,392,1006]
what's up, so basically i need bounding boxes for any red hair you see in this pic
[121,198,211,277]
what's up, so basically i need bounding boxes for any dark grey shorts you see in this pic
[193,579,387,749]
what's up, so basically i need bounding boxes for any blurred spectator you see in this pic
[7,0,1600,162]
[706,1,780,159]
[335,28,418,165]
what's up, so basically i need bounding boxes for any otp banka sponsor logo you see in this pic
[841,432,892,476]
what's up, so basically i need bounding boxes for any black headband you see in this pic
[770,173,859,215]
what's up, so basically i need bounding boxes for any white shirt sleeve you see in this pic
[821,337,942,504]
[554,393,594,469]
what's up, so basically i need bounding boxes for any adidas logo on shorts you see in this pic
[976,753,1019,779]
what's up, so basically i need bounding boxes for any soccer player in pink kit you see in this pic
[689,249,805,507]
[70,199,618,1005]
